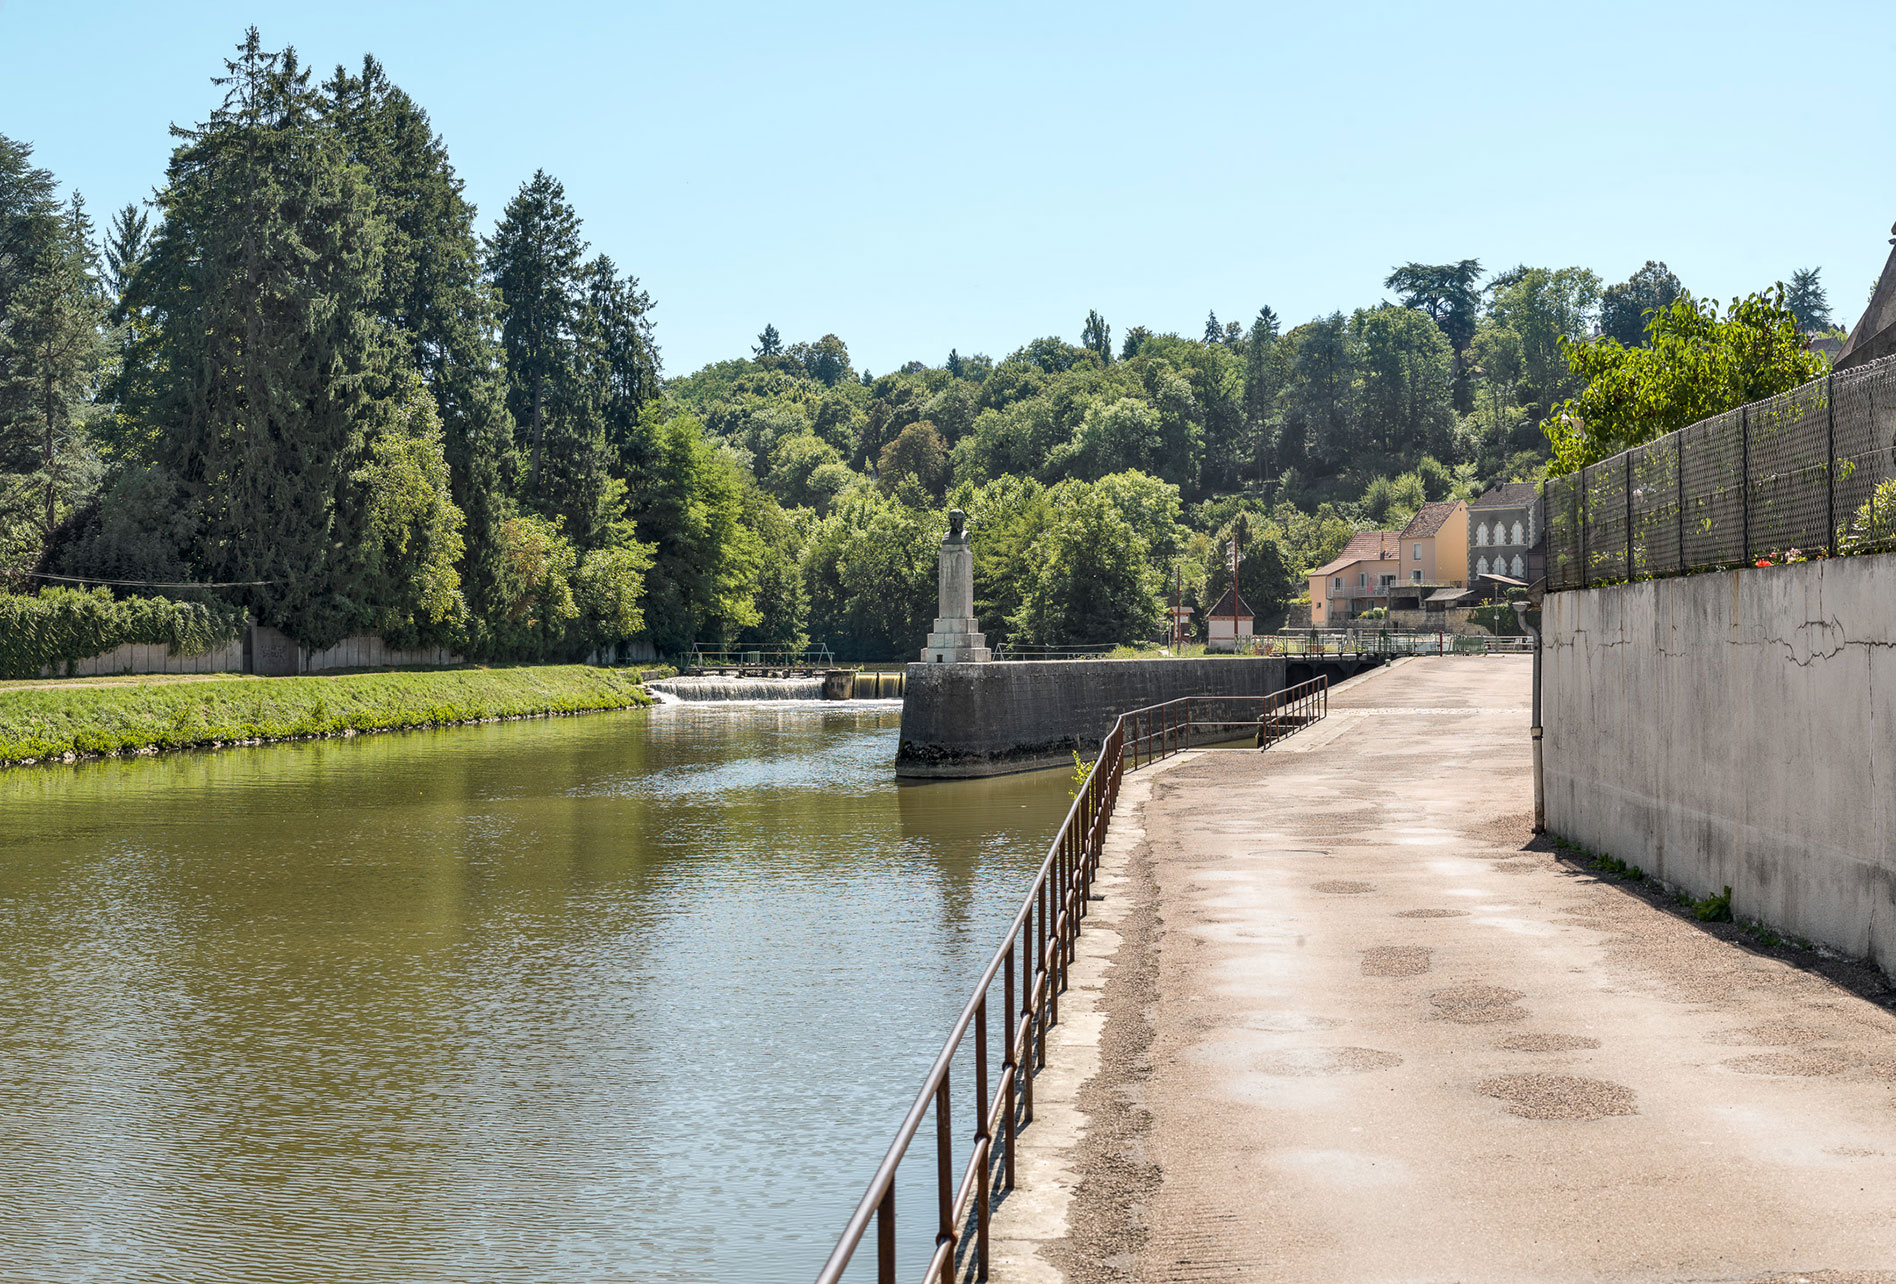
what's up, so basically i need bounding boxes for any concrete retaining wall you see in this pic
[1543,555,1896,970]
[897,657,1287,778]
[44,637,246,678]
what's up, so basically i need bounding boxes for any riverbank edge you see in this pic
[0,665,657,768]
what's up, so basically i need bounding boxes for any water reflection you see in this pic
[0,702,1069,1282]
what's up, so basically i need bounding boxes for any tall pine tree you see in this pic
[122,29,395,644]
[486,171,585,501]
[0,146,105,586]
[321,55,516,653]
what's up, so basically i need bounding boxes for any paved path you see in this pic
[1046,656,1896,1283]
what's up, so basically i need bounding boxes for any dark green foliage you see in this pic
[1785,267,1831,332]
[102,203,151,308]
[1600,261,1686,347]
[118,30,396,647]
[0,191,105,585]
[0,664,650,764]
[487,168,587,500]
[1385,260,1482,352]
[1012,489,1163,645]
[320,55,518,648]
[1082,309,1112,364]
[753,323,782,358]
[0,587,245,679]
[1545,287,1825,474]
[1692,885,1734,923]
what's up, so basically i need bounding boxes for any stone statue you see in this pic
[921,509,991,663]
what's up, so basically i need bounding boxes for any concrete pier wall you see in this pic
[897,657,1288,778]
[1543,554,1896,970]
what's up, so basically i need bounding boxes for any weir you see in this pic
[647,676,826,701]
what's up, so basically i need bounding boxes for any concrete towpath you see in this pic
[1015,655,1896,1283]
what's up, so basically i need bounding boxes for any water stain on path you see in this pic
[1254,1047,1403,1076]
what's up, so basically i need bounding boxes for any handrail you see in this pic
[813,675,1330,1283]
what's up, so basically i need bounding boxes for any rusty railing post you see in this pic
[935,1075,954,1273]
[878,1185,896,1284]
[1002,946,1016,1188]
[974,995,991,1280]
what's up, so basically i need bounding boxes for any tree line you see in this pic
[0,30,1844,661]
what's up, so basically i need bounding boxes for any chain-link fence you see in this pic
[1545,352,1896,591]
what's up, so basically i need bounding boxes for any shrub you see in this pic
[0,588,245,680]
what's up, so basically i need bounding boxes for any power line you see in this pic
[30,572,276,589]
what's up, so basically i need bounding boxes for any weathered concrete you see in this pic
[1044,657,1896,1282]
[1544,555,1896,973]
[896,658,1286,778]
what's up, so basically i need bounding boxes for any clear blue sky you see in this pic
[4,1,1892,377]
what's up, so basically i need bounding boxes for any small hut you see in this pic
[1205,588,1255,652]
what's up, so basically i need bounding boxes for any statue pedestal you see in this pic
[922,616,991,664]
[921,513,991,662]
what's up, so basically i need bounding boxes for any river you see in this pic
[0,700,1072,1283]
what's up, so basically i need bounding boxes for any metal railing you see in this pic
[1544,351,1896,591]
[689,643,836,669]
[992,642,1121,661]
[813,675,1330,1284]
[1267,631,1533,657]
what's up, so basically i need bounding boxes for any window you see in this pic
[1512,521,1525,546]
[1476,556,1490,576]
[1512,554,1525,577]
[1411,570,1423,583]
[1379,574,1395,588]
[1413,543,1422,560]
[1333,576,1343,590]
[1476,523,1489,546]
[1358,573,1367,588]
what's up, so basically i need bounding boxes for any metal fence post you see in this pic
[1741,405,1751,563]
[1827,372,1837,555]
[1579,466,1589,588]
[1625,449,1634,581]
[1677,431,1686,574]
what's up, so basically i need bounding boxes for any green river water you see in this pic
[0,700,1072,1283]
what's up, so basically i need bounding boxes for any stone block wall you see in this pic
[897,657,1287,778]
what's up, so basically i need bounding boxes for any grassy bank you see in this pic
[0,665,653,766]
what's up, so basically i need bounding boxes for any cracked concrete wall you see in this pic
[1544,556,1896,970]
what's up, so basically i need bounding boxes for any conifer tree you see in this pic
[486,170,585,498]
[1082,309,1112,364]
[122,28,394,644]
[0,181,105,582]
[320,55,516,652]
[1203,310,1222,344]
[102,203,151,308]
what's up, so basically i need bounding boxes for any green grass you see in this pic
[0,665,653,766]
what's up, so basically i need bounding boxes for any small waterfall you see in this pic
[647,676,827,702]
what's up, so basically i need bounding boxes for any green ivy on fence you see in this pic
[0,588,246,679]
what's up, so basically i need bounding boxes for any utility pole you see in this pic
[1228,514,1247,654]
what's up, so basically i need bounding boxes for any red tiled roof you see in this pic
[1310,531,1398,579]
[1398,501,1462,540]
